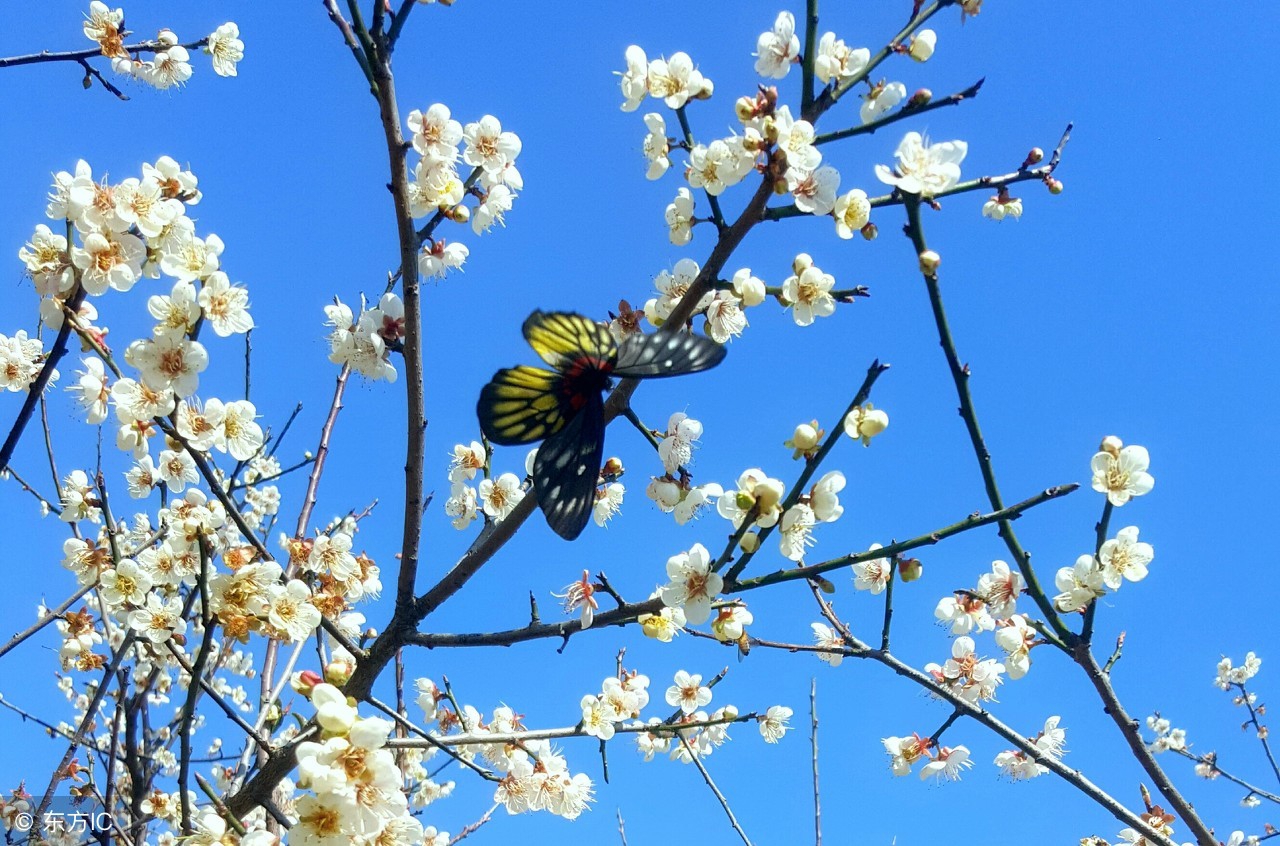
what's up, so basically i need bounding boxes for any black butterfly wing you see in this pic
[477,365,571,446]
[523,311,618,370]
[533,391,605,540]
[613,329,726,378]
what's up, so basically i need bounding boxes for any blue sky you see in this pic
[0,1,1276,843]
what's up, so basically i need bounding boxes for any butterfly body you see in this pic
[477,310,725,540]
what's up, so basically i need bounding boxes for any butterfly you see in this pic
[477,310,727,540]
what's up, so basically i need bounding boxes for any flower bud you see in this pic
[447,203,470,224]
[695,78,714,100]
[785,422,821,459]
[732,270,767,307]
[1047,178,1065,195]
[157,29,179,47]
[735,96,757,122]
[907,88,932,108]
[918,250,941,275]
[761,115,779,145]
[325,657,355,687]
[860,409,889,440]
[755,478,785,512]
[860,222,878,241]
[792,423,819,450]
[898,557,923,582]
[908,30,937,62]
[792,253,814,275]
[1099,435,1123,457]
[740,532,760,553]
[291,670,323,695]
[602,457,624,477]
[1025,147,1045,166]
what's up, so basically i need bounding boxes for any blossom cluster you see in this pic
[83,2,243,89]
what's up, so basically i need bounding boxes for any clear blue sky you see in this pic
[0,1,1276,843]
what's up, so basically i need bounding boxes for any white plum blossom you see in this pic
[198,272,254,336]
[72,230,146,295]
[148,279,201,337]
[642,113,671,180]
[983,195,1024,221]
[810,471,845,522]
[815,32,870,83]
[1099,526,1154,589]
[19,224,73,294]
[646,259,712,324]
[787,165,841,216]
[112,177,184,238]
[852,544,891,594]
[593,482,625,527]
[124,335,209,398]
[479,473,525,521]
[205,22,244,76]
[703,291,746,343]
[779,503,816,561]
[665,188,696,246]
[409,104,463,159]
[617,45,649,111]
[462,115,521,176]
[920,746,972,782]
[977,560,1024,619]
[875,131,968,197]
[69,358,110,424]
[1091,440,1155,506]
[995,615,1037,680]
[758,705,793,743]
[860,81,906,124]
[717,468,785,529]
[665,670,712,715]
[646,52,708,109]
[1053,554,1106,613]
[935,593,995,636]
[686,140,739,197]
[660,542,721,625]
[754,11,800,79]
[781,261,837,327]
[658,412,702,473]
[128,593,187,644]
[834,189,871,239]
[448,441,486,483]
[731,268,766,307]
[811,622,845,666]
[0,332,45,394]
[419,239,469,278]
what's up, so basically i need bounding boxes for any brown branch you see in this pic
[810,678,821,846]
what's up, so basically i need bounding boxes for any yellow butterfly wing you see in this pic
[476,365,571,446]
[522,311,617,370]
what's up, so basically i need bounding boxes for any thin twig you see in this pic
[810,678,821,846]
[678,735,754,846]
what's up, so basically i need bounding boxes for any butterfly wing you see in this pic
[613,329,727,378]
[477,365,572,446]
[523,311,618,370]
[533,391,605,540]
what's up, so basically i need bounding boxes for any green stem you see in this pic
[800,0,820,115]
[813,78,984,146]
[675,106,726,231]
[1080,500,1112,642]
[723,360,889,582]
[902,194,1075,645]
